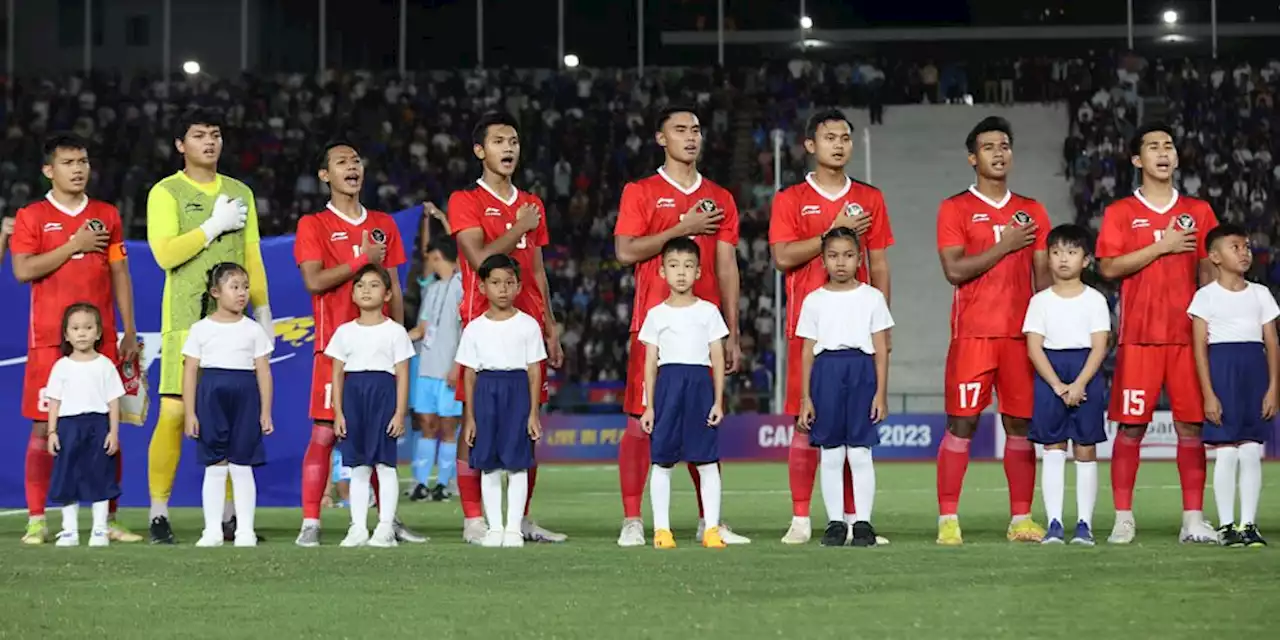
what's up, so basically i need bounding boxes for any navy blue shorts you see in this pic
[1029,348,1108,446]
[470,369,535,471]
[808,350,879,448]
[196,368,265,467]
[48,413,121,505]
[650,364,718,465]
[1204,342,1270,445]
[338,372,399,467]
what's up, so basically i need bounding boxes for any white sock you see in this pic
[91,501,109,531]
[149,499,169,520]
[1042,449,1067,524]
[847,447,876,523]
[819,447,846,524]
[1213,446,1239,527]
[696,463,722,528]
[201,465,229,537]
[61,504,79,533]
[228,464,257,537]
[375,464,399,526]
[1075,461,1097,526]
[348,466,373,531]
[506,470,528,532]
[1238,442,1263,526]
[650,465,673,531]
[481,470,504,532]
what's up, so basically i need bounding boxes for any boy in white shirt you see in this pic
[326,264,416,548]
[1189,223,1280,547]
[638,238,730,550]
[456,254,547,549]
[795,228,893,548]
[1023,225,1112,546]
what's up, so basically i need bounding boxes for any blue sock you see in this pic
[413,436,438,487]
[436,441,458,488]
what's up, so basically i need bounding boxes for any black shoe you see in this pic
[1240,524,1268,547]
[222,516,267,543]
[149,516,176,545]
[409,484,431,502]
[820,521,848,547]
[850,521,878,547]
[430,484,449,502]
[1219,524,1245,548]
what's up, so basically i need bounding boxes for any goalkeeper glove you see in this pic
[200,194,249,247]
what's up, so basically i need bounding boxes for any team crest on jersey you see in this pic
[1011,211,1032,226]
[87,218,106,232]
[842,203,864,218]
[370,228,387,244]
[696,198,717,213]
[1175,213,1195,231]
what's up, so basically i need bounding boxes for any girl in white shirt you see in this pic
[182,262,275,548]
[45,302,125,547]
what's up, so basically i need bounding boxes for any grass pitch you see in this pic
[3,462,1277,638]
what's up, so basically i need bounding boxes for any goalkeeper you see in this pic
[145,109,272,544]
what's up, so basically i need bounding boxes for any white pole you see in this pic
[772,129,785,413]
[636,0,643,77]
[863,127,872,183]
[1211,0,1218,59]
[318,0,326,73]
[716,0,724,66]
[162,0,171,87]
[398,0,407,75]
[240,0,249,72]
[557,0,564,68]
[476,0,484,67]
[1126,0,1133,50]
[83,0,91,74]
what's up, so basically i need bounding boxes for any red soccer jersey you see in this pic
[294,204,407,351]
[614,169,741,333]
[1096,191,1218,345]
[769,174,895,338]
[11,195,125,348]
[447,179,550,326]
[936,187,1050,339]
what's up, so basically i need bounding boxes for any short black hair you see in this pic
[661,236,700,261]
[42,132,88,165]
[1046,224,1093,253]
[821,227,861,252]
[1129,121,1176,157]
[318,139,360,171]
[173,108,223,142]
[478,254,521,281]
[805,109,853,141]
[656,106,699,132]
[60,302,104,357]
[1205,223,1249,251]
[353,262,393,289]
[965,116,1013,154]
[426,235,458,263]
[471,111,520,147]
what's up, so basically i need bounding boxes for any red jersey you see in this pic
[293,204,407,351]
[614,169,741,333]
[1096,191,1217,345]
[769,174,895,338]
[11,195,125,348]
[936,187,1050,339]
[447,180,550,325]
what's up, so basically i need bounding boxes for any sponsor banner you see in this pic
[995,412,1279,460]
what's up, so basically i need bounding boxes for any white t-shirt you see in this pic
[1187,281,1280,344]
[1022,286,1112,349]
[324,319,416,374]
[45,355,125,417]
[638,299,730,367]
[455,311,547,372]
[182,316,274,370]
[795,285,894,355]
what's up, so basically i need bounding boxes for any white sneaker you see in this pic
[698,520,751,544]
[195,532,224,548]
[480,529,504,548]
[1108,515,1136,545]
[521,518,568,543]
[503,528,525,548]
[617,519,646,547]
[781,517,811,545]
[463,517,488,545]
[295,523,321,547]
[367,523,398,548]
[88,528,109,548]
[55,530,80,547]
[1179,517,1219,545]
[234,534,258,548]
[339,525,369,547]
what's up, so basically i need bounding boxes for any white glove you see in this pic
[255,305,274,340]
[200,194,249,246]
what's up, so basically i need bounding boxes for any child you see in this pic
[456,254,547,549]
[45,303,125,547]
[796,228,893,548]
[1189,223,1279,547]
[326,263,415,548]
[408,236,464,502]
[182,262,275,547]
[1022,224,1111,545]
[638,237,730,550]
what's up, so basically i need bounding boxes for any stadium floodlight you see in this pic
[1162,9,1179,25]
[182,60,201,75]
[799,15,813,30]
[564,54,580,69]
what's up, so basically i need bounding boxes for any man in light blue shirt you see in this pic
[408,236,464,502]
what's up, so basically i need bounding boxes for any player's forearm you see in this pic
[1097,244,1165,280]
[1026,339,1065,388]
[533,252,558,330]
[615,228,685,267]
[716,245,741,336]
[1198,259,1217,287]
[300,262,357,295]
[771,237,823,271]
[710,343,726,407]
[246,242,269,309]
[11,243,78,282]
[1075,335,1109,386]
[459,227,525,269]
[868,250,891,305]
[256,358,273,417]
[110,261,137,334]
[390,269,405,325]
[149,228,210,271]
[1033,252,1051,292]
[938,245,1010,286]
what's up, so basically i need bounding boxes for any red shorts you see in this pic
[309,352,335,422]
[624,333,646,417]
[454,362,550,405]
[23,341,119,422]
[1109,344,1203,424]
[944,337,1034,419]
[785,335,805,416]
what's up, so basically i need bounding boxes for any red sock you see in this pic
[370,471,381,510]
[110,447,122,515]
[301,425,335,520]
[842,463,856,517]
[457,459,483,519]
[523,466,537,516]
[618,420,650,519]
[687,463,705,518]
[1110,431,1143,511]
[25,432,52,517]
[936,432,971,516]
[787,436,819,517]
[1003,435,1036,517]
[1176,435,1206,511]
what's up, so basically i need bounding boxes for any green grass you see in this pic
[3,462,1277,638]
